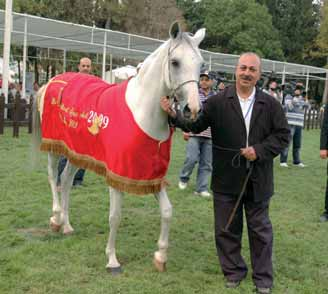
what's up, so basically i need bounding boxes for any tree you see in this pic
[122,0,186,39]
[316,1,328,60]
[0,0,126,28]
[196,0,284,60]
[256,0,321,64]
[176,0,206,32]
[315,1,328,103]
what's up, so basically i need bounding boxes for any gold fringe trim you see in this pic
[40,139,165,195]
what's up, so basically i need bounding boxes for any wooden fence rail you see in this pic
[303,108,323,130]
[0,93,33,137]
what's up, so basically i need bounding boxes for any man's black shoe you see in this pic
[320,212,328,222]
[225,280,241,288]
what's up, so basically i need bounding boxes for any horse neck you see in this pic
[126,46,170,141]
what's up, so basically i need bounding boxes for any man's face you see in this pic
[270,82,277,91]
[235,54,261,91]
[33,83,39,91]
[294,89,301,97]
[78,58,92,74]
[199,75,213,90]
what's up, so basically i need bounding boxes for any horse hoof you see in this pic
[153,258,166,272]
[106,266,123,276]
[49,219,61,232]
[63,226,74,235]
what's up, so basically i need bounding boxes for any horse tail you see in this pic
[31,85,46,166]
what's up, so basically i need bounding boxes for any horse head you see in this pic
[165,22,206,119]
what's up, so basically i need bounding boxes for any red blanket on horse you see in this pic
[40,72,172,194]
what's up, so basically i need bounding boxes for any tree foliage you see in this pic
[176,0,206,32]
[256,0,321,64]
[122,0,185,39]
[0,0,126,29]
[0,0,185,38]
[316,1,328,63]
[178,0,284,60]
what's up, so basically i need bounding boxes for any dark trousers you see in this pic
[213,184,273,288]
[325,163,328,213]
[280,125,302,164]
[57,156,85,186]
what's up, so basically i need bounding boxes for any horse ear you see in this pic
[169,21,181,39]
[192,28,206,47]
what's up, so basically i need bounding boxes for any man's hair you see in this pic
[238,52,262,71]
[79,57,92,64]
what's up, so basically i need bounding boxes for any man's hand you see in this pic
[160,96,176,118]
[320,149,328,159]
[183,132,190,141]
[240,146,257,161]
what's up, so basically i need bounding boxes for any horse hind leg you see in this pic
[47,153,62,232]
[153,188,172,272]
[106,187,123,275]
[60,160,78,235]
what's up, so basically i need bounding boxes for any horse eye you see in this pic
[171,60,179,67]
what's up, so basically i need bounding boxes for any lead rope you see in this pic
[212,144,254,233]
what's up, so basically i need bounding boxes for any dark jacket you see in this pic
[173,85,290,201]
[320,105,328,150]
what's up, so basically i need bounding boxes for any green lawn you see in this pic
[1,127,328,294]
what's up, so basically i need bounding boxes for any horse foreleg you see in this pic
[153,188,172,272]
[106,187,123,274]
[48,153,62,232]
[60,161,78,235]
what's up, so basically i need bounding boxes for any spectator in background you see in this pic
[16,82,23,99]
[32,81,40,95]
[8,82,17,98]
[78,57,92,74]
[57,57,92,190]
[218,81,225,92]
[263,81,282,104]
[280,86,309,167]
[178,70,216,198]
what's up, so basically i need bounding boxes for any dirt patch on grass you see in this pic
[17,227,50,237]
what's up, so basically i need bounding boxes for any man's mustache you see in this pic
[240,75,252,81]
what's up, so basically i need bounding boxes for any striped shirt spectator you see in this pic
[190,88,216,138]
[284,94,309,127]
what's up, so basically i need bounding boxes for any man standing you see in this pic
[161,53,289,294]
[57,57,92,189]
[263,80,282,104]
[178,70,216,198]
[280,86,309,167]
[78,57,92,74]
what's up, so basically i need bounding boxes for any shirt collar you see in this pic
[237,87,256,102]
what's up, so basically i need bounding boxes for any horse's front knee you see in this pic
[161,204,172,221]
[109,213,121,227]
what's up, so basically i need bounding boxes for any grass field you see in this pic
[1,127,328,294]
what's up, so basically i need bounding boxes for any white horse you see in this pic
[32,22,205,274]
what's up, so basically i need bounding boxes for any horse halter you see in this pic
[167,37,199,99]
